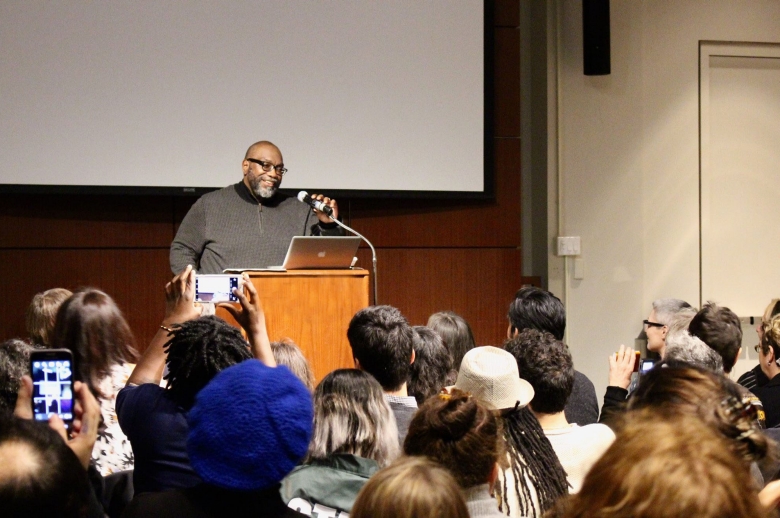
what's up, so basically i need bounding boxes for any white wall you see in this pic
[550,0,780,399]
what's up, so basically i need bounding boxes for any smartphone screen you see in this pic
[195,274,240,303]
[640,358,656,374]
[31,350,74,429]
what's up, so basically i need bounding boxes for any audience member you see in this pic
[117,267,275,493]
[0,339,36,419]
[347,305,417,443]
[505,330,615,493]
[601,298,695,417]
[507,287,599,425]
[689,301,766,428]
[51,288,139,476]
[282,369,399,515]
[644,298,694,357]
[754,315,780,428]
[123,359,312,517]
[351,456,470,518]
[454,346,568,518]
[404,390,504,518]
[546,409,770,518]
[663,331,724,373]
[408,325,455,405]
[740,299,780,391]
[426,311,476,372]
[25,288,72,347]
[628,364,772,485]
[271,339,315,392]
[5,373,104,517]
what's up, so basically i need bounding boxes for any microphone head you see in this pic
[297,191,309,202]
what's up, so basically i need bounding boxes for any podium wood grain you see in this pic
[216,269,369,382]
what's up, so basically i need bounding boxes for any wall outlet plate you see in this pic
[557,236,581,256]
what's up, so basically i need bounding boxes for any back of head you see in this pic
[663,332,724,373]
[507,287,565,340]
[688,302,743,373]
[628,364,768,463]
[408,326,454,405]
[0,418,91,518]
[164,316,252,410]
[51,288,138,396]
[548,409,767,518]
[307,369,399,467]
[404,390,499,489]
[187,359,313,491]
[0,339,36,418]
[270,339,314,392]
[665,306,698,338]
[25,288,73,347]
[352,456,470,518]
[426,311,476,371]
[504,329,574,414]
[651,298,694,326]
[762,314,780,361]
[347,305,414,392]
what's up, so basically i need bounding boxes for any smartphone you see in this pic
[30,349,75,430]
[639,358,657,374]
[195,274,242,303]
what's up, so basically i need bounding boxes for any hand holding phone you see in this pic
[30,349,75,430]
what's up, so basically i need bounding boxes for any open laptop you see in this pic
[272,236,362,270]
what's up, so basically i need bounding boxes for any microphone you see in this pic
[297,191,334,217]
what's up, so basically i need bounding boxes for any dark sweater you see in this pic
[170,182,342,274]
[564,371,600,425]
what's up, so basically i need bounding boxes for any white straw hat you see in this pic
[454,346,534,410]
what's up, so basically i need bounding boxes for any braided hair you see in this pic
[496,405,569,517]
[163,316,251,410]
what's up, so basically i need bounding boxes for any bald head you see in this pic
[245,141,281,160]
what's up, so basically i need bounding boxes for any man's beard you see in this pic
[250,175,278,199]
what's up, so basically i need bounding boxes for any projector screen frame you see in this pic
[0,2,495,202]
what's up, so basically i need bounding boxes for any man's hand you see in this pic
[608,344,635,389]
[218,273,276,367]
[164,264,202,326]
[13,375,33,419]
[309,193,338,223]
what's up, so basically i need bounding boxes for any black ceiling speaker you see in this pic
[582,0,611,75]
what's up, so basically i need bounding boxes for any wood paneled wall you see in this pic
[0,0,521,351]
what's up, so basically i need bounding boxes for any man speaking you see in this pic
[170,141,343,274]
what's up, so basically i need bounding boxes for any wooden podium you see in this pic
[216,269,369,382]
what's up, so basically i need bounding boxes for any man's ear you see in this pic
[410,348,416,365]
[241,159,250,176]
[735,346,743,366]
[353,357,361,370]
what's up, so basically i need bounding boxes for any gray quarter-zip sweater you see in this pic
[170,182,342,274]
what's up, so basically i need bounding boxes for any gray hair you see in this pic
[666,307,699,337]
[652,299,695,326]
[664,332,723,374]
[307,369,399,467]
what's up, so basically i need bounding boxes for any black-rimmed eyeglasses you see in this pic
[643,319,665,328]
[246,158,287,176]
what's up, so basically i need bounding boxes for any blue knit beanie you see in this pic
[186,359,313,490]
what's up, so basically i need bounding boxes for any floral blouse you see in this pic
[93,362,135,476]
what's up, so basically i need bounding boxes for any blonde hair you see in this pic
[547,409,768,518]
[762,314,780,356]
[25,288,72,346]
[270,339,314,392]
[307,369,399,467]
[352,456,470,518]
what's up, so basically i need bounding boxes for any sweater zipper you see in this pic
[257,202,263,232]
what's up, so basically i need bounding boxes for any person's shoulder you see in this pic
[578,422,616,440]
[573,370,596,390]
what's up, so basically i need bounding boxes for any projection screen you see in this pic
[0,1,486,197]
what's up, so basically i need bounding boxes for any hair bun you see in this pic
[428,394,478,441]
